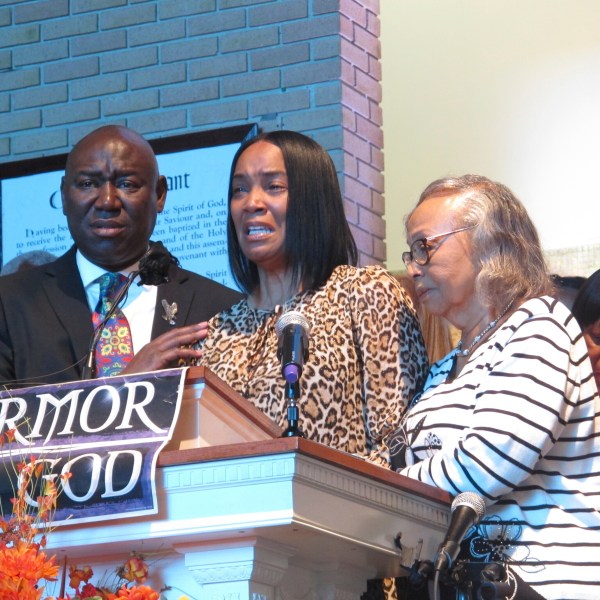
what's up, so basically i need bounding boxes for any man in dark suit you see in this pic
[0,125,241,388]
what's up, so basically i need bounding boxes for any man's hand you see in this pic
[121,322,208,374]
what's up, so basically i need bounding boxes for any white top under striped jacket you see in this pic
[394,296,600,599]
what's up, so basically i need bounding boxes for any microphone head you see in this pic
[451,492,486,522]
[275,310,310,337]
[137,242,179,286]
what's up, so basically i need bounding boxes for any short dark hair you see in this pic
[1,250,56,276]
[227,130,358,294]
[551,274,586,291]
[572,269,600,329]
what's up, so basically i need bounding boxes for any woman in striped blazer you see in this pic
[393,174,600,600]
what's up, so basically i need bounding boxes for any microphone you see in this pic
[275,311,310,384]
[434,491,486,574]
[80,243,178,380]
[136,241,178,286]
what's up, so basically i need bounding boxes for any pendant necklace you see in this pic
[456,298,515,357]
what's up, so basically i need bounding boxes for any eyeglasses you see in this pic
[402,225,475,267]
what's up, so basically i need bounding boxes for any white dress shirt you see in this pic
[76,250,157,354]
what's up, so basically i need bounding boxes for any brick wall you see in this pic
[0,0,385,264]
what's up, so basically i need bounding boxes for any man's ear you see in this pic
[60,176,67,216]
[156,175,167,213]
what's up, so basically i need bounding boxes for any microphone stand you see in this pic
[429,560,512,600]
[276,312,309,438]
[281,380,304,437]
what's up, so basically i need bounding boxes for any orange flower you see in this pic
[33,460,44,478]
[62,556,165,599]
[0,429,71,599]
[37,492,57,522]
[79,581,106,598]
[0,539,59,599]
[0,585,43,600]
[120,555,149,584]
[0,428,16,447]
[0,539,59,580]
[114,584,160,600]
[69,564,94,588]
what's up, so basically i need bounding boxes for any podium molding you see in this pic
[45,368,451,599]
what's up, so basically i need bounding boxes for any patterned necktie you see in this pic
[92,272,134,377]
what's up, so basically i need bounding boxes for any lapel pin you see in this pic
[162,299,178,325]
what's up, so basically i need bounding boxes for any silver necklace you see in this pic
[456,298,515,357]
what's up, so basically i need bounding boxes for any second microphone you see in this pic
[275,311,310,384]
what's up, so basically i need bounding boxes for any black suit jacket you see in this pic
[0,246,242,388]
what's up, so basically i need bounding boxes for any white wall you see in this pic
[382,0,600,275]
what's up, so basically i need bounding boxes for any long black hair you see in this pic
[227,130,358,295]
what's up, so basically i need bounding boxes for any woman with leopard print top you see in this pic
[196,130,429,465]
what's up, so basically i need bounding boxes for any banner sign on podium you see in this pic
[0,368,186,526]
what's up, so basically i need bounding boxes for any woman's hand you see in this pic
[120,322,209,374]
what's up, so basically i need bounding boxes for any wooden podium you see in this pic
[47,368,451,600]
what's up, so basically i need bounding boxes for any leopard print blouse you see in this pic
[198,265,428,465]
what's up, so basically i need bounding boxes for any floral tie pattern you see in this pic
[92,272,133,377]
